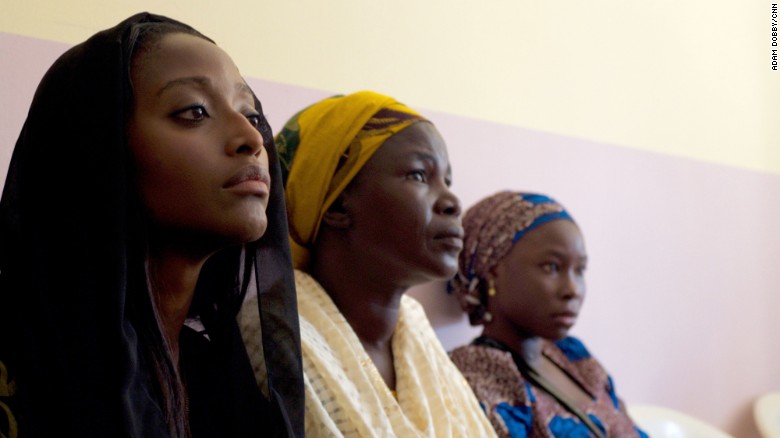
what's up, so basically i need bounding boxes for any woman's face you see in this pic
[490,219,587,341]
[129,33,270,249]
[342,122,462,285]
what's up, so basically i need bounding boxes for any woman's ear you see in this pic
[488,265,497,281]
[487,265,501,294]
[322,195,352,229]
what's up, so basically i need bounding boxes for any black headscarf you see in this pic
[0,12,303,438]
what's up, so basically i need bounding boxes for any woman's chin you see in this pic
[544,328,572,342]
[239,220,269,244]
[428,254,459,279]
[423,262,458,283]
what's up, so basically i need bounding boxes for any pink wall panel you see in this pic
[1,33,70,186]
[240,76,780,438]
[414,111,780,438]
[4,33,779,437]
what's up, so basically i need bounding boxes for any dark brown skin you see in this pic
[483,219,593,409]
[310,122,462,389]
[128,33,270,365]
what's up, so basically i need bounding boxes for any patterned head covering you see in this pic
[276,91,426,270]
[451,191,575,325]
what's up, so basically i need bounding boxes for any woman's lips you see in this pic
[434,227,465,251]
[224,165,271,195]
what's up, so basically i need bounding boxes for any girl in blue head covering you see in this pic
[450,191,647,438]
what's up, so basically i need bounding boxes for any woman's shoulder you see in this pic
[544,336,614,397]
[450,344,528,409]
[450,344,519,380]
[293,270,339,319]
[292,270,364,368]
[398,293,432,325]
[394,294,451,361]
[293,269,321,295]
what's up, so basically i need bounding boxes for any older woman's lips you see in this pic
[224,165,271,195]
[434,227,464,251]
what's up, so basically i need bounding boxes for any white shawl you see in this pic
[245,270,495,437]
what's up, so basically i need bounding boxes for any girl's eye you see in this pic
[246,113,262,128]
[173,105,209,122]
[407,170,427,183]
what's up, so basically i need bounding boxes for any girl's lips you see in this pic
[551,313,578,327]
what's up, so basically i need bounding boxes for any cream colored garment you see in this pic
[237,274,270,397]
[289,270,496,438]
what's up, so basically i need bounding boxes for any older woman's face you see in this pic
[341,122,463,285]
[128,33,271,249]
[490,219,587,341]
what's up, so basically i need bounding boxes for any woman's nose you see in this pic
[560,271,585,299]
[434,186,461,217]
[225,111,264,157]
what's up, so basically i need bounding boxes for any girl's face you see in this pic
[128,33,271,250]
[489,219,587,341]
[340,122,463,285]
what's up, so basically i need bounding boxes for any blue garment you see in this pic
[451,336,647,437]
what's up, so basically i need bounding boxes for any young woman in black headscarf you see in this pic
[0,12,303,438]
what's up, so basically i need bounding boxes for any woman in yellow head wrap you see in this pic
[242,91,496,437]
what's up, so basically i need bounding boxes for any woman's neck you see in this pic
[481,326,545,368]
[147,247,209,365]
[310,243,412,390]
[311,253,405,347]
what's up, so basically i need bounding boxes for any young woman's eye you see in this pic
[407,170,427,183]
[541,262,560,273]
[172,105,209,122]
[245,113,262,128]
[575,265,587,276]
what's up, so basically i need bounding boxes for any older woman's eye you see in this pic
[407,170,427,183]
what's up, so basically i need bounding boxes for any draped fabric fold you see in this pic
[286,271,496,437]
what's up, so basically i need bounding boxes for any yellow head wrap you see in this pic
[276,91,426,270]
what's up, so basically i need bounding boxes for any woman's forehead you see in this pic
[133,33,240,92]
[378,123,449,161]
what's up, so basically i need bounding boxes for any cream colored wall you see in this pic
[3,0,778,173]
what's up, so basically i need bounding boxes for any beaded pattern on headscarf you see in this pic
[451,191,574,325]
